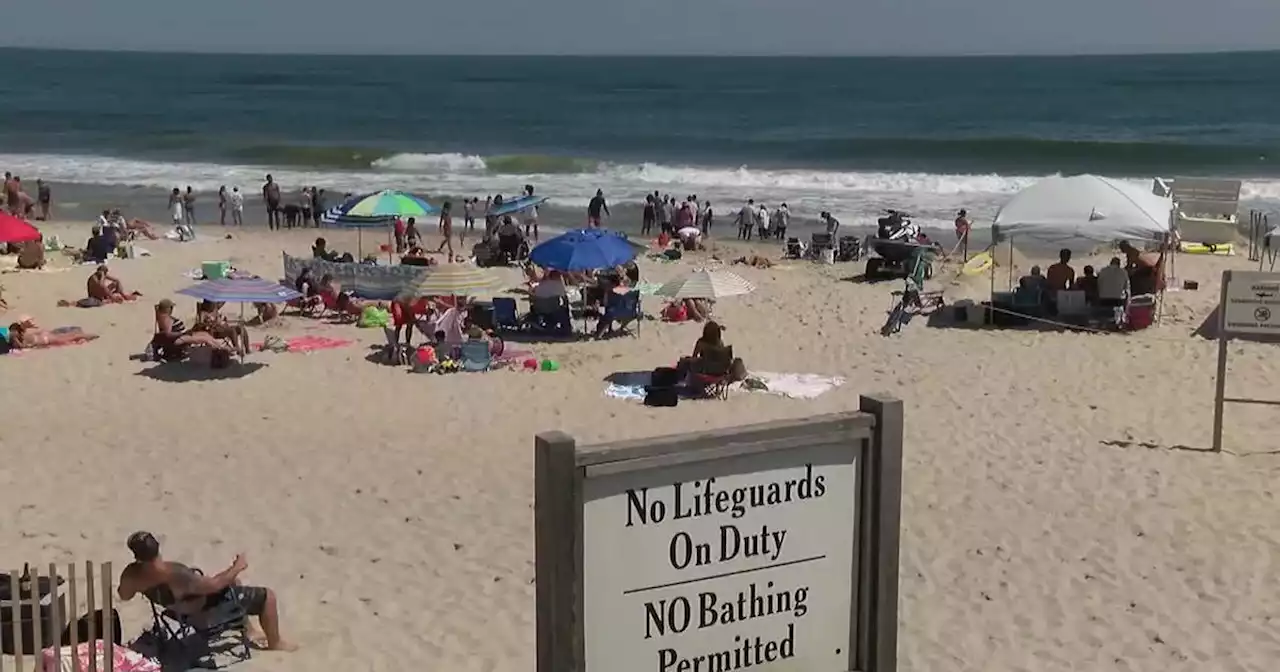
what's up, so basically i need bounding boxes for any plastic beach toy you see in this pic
[540,359,560,372]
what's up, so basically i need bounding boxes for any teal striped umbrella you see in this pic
[320,190,438,227]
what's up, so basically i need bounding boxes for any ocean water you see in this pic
[2,48,1280,230]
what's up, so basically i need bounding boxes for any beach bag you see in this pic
[210,348,231,369]
[663,303,688,323]
[358,306,390,328]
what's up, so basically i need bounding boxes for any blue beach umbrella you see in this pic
[528,228,639,271]
[177,277,303,303]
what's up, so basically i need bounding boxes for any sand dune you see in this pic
[0,221,1277,671]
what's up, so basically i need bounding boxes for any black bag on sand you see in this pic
[645,366,680,407]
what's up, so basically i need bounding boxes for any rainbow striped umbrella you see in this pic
[320,189,438,228]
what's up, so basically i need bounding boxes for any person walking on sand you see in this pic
[183,186,197,226]
[587,189,609,228]
[36,179,51,221]
[218,186,228,226]
[230,187,244,226]
[262,174,281,230]
[436,201,455,261]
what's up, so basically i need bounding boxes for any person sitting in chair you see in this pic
[678,321,745,385]
[496,216,525,265]
[117,531,297,652]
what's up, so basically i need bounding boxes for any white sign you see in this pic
[581,444,858,672]
[1223,271,1280,336]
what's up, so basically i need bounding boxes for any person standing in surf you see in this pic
[436,201,455,262]
[35,179,51,221]
[299,187,313,227]
[702,201,714,235]
[311,188,325,228]
[218,186,228,226]
[954,208,971,259]
[231,187,244,226]
[183,186,197,226]
[641,195,656,236]
[262,175,281,230]
[587,189,610,228]
[736,199,755,240]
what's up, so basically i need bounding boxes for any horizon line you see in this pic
[1,45,1278,59]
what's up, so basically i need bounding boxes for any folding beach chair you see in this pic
[599,290,642,337]
[145,581,251,669]
[691,345,734,399]
[492,297,524,332]
[459,340,492,372]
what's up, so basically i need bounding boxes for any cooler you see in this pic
[1126,295,1156,330]
[0,573,66,655]
[201,261,230,280]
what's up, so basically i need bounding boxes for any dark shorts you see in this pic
[266,201,280,212]
[207,585,269,616]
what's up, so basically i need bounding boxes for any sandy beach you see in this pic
[1,218,1278,672]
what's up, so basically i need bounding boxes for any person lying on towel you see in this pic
[7,322,98,349]
[117,531,298,652]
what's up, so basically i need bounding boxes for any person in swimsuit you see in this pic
[87,264,139,303]
[183,187,197,226]
[117,531,297,652]
[436,202,455,261]
[262,175,281,230]
[152,299,231,359]
[194,300,251,355]
[218,186,228,226]
[35,179,51,221]
[4,175,21,216]
[7,323,98,349]
[587,189,609,228]
[291,267,324,312]
[641,195,656,235]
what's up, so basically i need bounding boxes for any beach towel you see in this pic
[258,335,353,353]
[605,383,649,401]
[43,641,158,672]
[745,372,845,399]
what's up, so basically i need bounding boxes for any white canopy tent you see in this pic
[976,175,1176,325]
[986,174,1174,242]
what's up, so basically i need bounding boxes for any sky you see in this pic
[5,0,1280,56]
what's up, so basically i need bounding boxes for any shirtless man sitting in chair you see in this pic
[116,531,298,652]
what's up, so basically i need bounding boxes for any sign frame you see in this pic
[535,395,904,672]
[1212,270,1280,452]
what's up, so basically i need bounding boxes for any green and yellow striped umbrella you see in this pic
[398,263,502,299]
[321,189,438,227]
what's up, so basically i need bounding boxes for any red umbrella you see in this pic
[0,213,40,244]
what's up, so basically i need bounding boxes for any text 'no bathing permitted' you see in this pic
[582,446,860,672]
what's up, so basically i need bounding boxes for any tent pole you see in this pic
[1006,238,1014,291]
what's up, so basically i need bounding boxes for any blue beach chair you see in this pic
[459,340,492,372]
